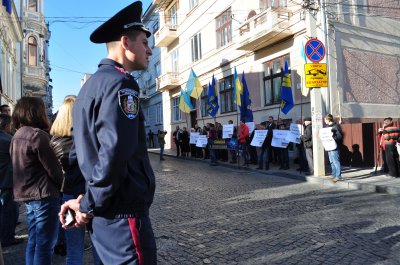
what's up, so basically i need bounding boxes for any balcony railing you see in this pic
[157,72,180,91]
[237,7,293,51]
[154,24,178,47]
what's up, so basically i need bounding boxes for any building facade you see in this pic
[153,0,399,167]
[0,0,23,109]
[20,0,52,115]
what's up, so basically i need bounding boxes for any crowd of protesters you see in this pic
[168,115,399,179]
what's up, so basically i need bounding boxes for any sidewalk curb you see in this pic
[150,151,400,195]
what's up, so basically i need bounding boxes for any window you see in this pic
[171,49,179,72]
[216,9,232,49]
[263,55,290,105]
[190,0,199,10]
[28,0,37,12]
[167,3,178,26]
[191,33,202,62]
[155,61,161,77]
[172,97,181,121]
[28,36,37,66]
[200,85,208,117]
[156,103,162,124]
[219,76,236,113]
[153,21,159,33]
[262,0,287,9]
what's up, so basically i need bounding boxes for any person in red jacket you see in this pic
[238,120,250,166]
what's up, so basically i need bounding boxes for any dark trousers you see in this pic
[175,142,181,156]
[305,148,314,174]
[91,215,157,265]
[0,189,18,246]
[385,143,399,177]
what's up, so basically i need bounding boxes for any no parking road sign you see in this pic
[305,38,326,63]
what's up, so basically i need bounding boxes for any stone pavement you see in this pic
[149,148,400,195]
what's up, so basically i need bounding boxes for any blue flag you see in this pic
[240,71,253,122]
[280,61,294,114]
[206,75,219,117]
[2,0,12,14]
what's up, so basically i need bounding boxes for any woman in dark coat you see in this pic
[180,127,190,157]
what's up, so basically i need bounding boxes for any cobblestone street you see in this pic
[150,154,400,265]
[3,153,400,264]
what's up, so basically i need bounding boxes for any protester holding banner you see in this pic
[257,122,269,170]
[301,117,314,175]
[194,124,203,158]
[277,122,290,170]
[324,114,343,182]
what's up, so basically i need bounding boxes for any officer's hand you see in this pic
[59,195,89,229]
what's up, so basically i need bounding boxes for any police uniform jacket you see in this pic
[72,59,156,218]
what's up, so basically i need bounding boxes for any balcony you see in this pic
[152,0,175,10]
[154,24,178,47]
[157,72,180,91]
[237,7,293,51]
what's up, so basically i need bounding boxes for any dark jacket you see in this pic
[72,59,156,218]
[327,122,343,145]
[302,124,313,149]
[264,122,276,147]
[0,131,13,189]
[10,126,63,202]
[50,136,85,197]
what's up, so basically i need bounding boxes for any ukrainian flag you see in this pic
[179,90,194,113]
[233,67,243,106]
[280,61,294,114]
[186,69,203,99]
[240,71,253,122]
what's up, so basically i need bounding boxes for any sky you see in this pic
[45,0,152,113]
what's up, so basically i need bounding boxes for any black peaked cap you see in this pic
[90,1,151,44]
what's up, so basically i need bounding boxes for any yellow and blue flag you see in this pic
[233,67,243,106]
[280,61,294,114]
[186,69,203,99]
[179,90,194,113]
[206,75,219,117]
[240,71,253,122]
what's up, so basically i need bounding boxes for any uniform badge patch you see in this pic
[118,89,139,119]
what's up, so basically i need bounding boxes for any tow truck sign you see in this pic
[304,63,328,88]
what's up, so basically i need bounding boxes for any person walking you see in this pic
[10,97,63,265]
[380,117,400,177]
[158,130,167,161]
[324,114,344,182]
[59,2,157,264]
[301,117,314,175]
[0,114,22,248]
[147,130,154,148]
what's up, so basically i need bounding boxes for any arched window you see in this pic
[28,36,37,66]
[28,0,37,12]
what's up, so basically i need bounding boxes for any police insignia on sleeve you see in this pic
[118,88,139,119]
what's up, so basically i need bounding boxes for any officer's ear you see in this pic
[120,35,131,51]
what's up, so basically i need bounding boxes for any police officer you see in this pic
[59,2,156,264]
